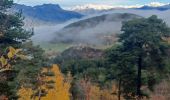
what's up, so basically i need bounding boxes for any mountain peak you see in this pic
[34,4,62,10]
[12,4,83,23]
[71,2,170,11]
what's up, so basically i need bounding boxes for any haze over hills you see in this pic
[51,13,141,45]
[12,2,170,52]
[32,9,170,48]
[11,2,170,26]
[11,2,170,25]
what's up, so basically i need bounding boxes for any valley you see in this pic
[2,1,170,99]
[27,6,170,53]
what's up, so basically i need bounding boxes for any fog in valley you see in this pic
[31,9,170,45]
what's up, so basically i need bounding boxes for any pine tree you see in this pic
[107,15,170,99]
[0,0,32,49]
[0,0,32,98]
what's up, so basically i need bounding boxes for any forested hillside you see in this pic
[1,0,170,100]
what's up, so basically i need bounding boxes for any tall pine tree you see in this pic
[107,15,170,99]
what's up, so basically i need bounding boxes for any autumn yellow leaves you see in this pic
[17,64,72,100]
[40,64,71,100]
[0,47,120,100]
[17,64,121,100]
[0,46,22,72]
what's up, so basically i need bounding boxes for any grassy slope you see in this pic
[34,42,72,53]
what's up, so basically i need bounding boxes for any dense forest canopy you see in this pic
[1,0,170,100]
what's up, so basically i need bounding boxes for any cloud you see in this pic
[31,9,170,45]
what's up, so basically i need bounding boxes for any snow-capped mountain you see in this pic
[71,4,142,11]
[70,4,142,15]
[71,2,170,15]
[138,2,170,11]
[147,2,168,7]
[71,4,114,11]
[72,2,169,10]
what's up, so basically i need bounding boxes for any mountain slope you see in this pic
[64,13,139,29]
[52,13,141,45]
[12,4,83,24]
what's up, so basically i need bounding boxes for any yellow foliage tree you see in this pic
[40,64,72,100]
[17,86,34,100]
[18,64,72,100]
[0,46,23,72]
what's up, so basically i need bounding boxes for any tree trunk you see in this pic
[118,79,122,100]
[137,55,142,99]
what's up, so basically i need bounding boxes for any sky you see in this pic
[13,0,170,8]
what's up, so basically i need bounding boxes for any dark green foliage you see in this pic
[3,42,47,99]
[12,42,48,89]
[0,0,33,51]
[0,0,13,10]
[53,46,108,84]
[106,45,138,99]
[0,82,11,96]
[0,0,39,98]
[107,15,170,99]
[120,15,170,96]
[56,58,109,84]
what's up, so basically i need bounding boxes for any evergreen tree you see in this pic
[107,15,170,99]
[106,45,137,99]
[0,0,33,98]
[0,0,32,50]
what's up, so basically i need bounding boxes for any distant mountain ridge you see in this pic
[137,4,170,11]
[71,2,170,15]
[12,4,83,24]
